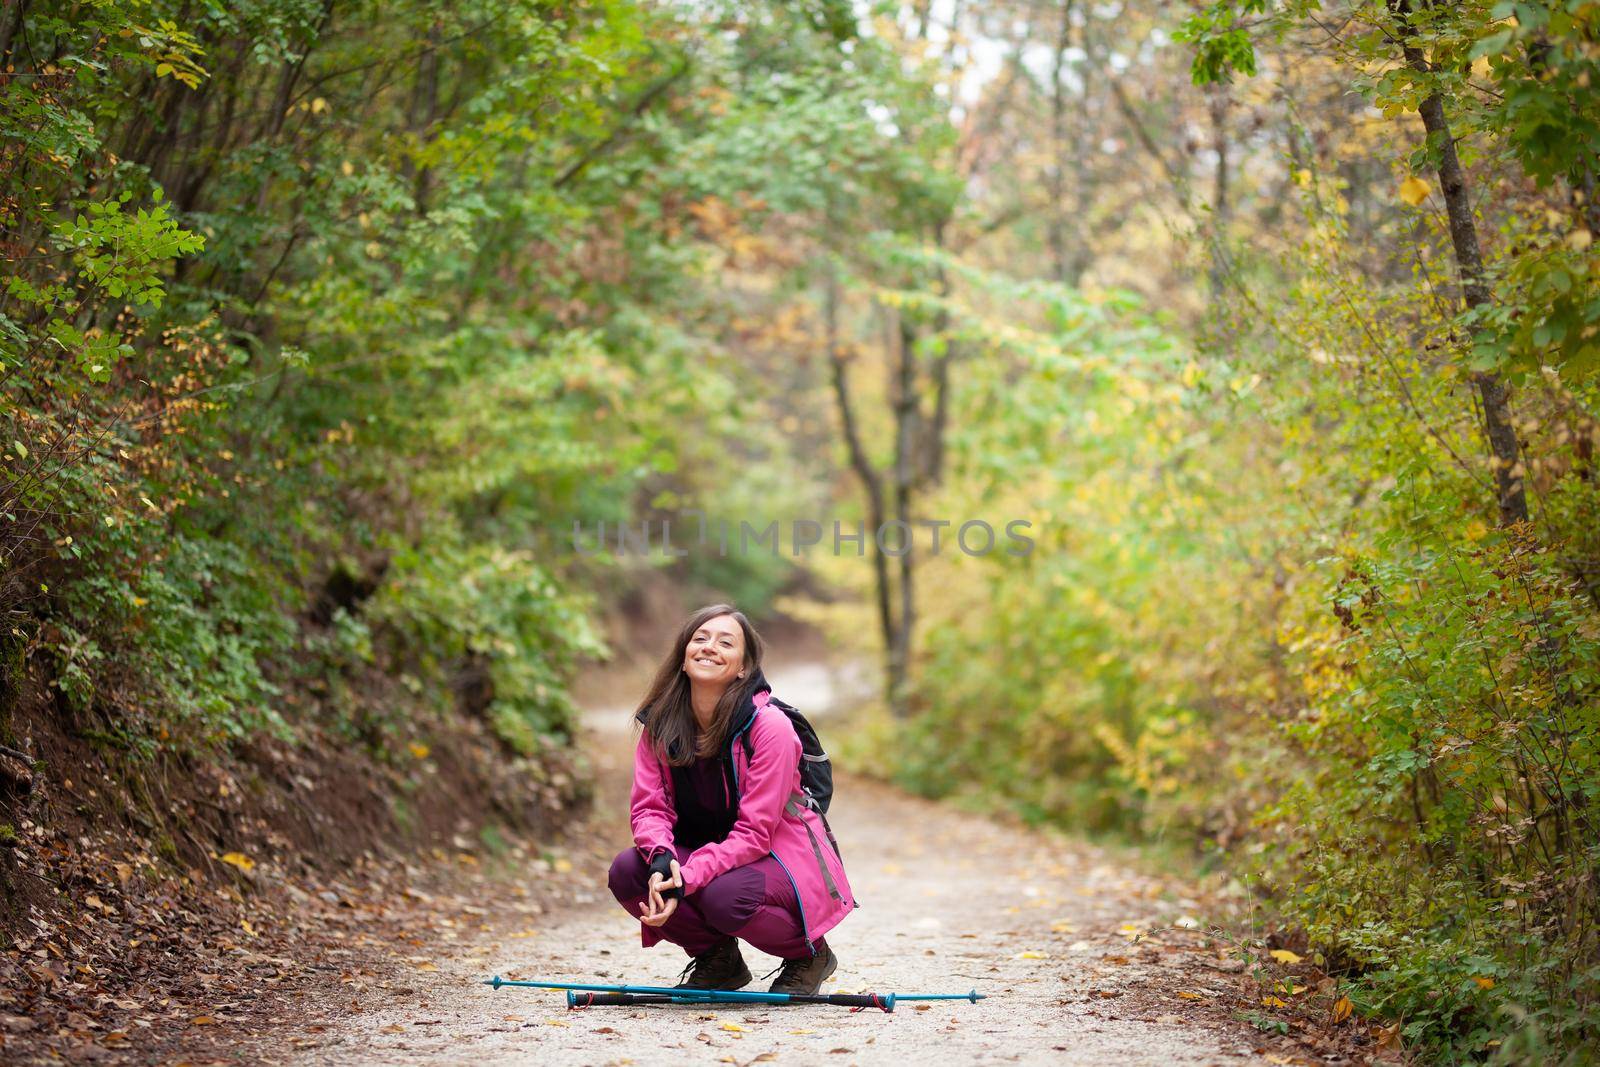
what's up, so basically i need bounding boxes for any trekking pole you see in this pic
[481,976,986,1011]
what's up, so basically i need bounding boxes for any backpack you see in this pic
[738,694,841,855]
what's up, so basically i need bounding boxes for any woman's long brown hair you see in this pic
[636,604,765,766]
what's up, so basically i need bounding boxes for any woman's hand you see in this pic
[640,895,676,926]
[640,859,683,926]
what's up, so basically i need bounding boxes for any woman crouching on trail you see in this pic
[607,604,855,994]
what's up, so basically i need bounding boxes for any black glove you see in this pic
[648,850,682,901]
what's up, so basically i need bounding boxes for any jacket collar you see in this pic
[635,667,772,753]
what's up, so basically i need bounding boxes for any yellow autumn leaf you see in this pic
[1474,976,1495,989]
[1269,949,1303,964]
[1015,950,1049,959]
[1567,228,1593,251]
[219,852,255,872]
[408,742,431,760]
[719,1022,745,1032]
[240,918,256,937]
[1333,995,1354,1023]
[1399,175,1431,206]
[1262,995,1288,1008]
[1176,991,1204,1000]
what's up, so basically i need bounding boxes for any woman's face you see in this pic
[682,614,746,690]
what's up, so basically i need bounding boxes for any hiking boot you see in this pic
[675,936,752,990]
[767,938,838,995]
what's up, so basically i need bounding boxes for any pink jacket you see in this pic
[629,686,856,954]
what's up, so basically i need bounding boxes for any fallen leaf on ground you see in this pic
[1269,949,1302,965]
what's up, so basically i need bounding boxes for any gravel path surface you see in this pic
[260,670,1286,1066]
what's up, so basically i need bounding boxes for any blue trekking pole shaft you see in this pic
[481,976,984,1006]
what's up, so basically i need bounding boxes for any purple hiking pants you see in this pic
[608,843,809,960]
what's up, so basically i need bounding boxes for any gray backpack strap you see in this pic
[785,793,844,902]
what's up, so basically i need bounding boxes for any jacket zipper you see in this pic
[768,850,814,954]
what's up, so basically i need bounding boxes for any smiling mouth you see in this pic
[694,656,721,666]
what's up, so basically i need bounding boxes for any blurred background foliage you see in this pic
[4,0,1600,1058]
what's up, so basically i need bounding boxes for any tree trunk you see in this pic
[1047,1,1074,284]
[824,267,897,707]
[888,317,919,719]
[407,20,442,214]
[1393,0,1529,525]
[1206,83,1232,300]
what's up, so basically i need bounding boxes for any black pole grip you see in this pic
[564,990,895,1012]
[567,992,681,1007]
[818,993,894,1012]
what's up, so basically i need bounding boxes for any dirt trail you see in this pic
[244,661,1292,1066]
